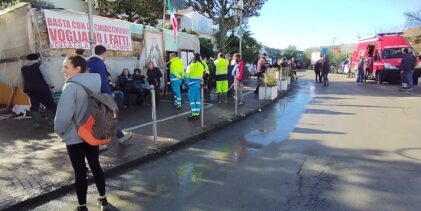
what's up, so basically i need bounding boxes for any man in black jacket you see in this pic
[322,58,330,86]
[399,48,417,91]
[314,59,323,83]
[21,53,56,127]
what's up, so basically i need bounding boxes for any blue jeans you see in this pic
[407,69,414,89]
[112,91,125,107]
[356,69,364,83]
[322,73,329,86]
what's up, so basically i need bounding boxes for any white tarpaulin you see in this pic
[43,10,132,51]
[311,51,321,65]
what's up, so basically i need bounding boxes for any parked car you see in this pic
[338,60,349,74]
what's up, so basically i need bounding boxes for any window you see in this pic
[367,45,375,56]
[381,48,412,59]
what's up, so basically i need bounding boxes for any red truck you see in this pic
[350,32,420,84]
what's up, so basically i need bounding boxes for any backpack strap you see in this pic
[68,80,93,95]
[67,81,93,128]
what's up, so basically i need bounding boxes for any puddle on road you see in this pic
[241,80,314,151]
[31,80,316,211]
[171,79,315,187]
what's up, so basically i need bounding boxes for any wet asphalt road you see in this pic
[32,71,421,211]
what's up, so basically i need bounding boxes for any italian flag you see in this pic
[168,0,177,42]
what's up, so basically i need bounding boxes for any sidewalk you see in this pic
[0,79,292,210]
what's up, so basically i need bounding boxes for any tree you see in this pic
[95,0,165,25]
[404,8,421,28]
[303,47,319,69]
[225,30,261,63]
[241,31,261,63]
[283,45,298,59]
[199,37,214,59]
[187,0,267,53]
[265,46,282,60]
[327,51,347,67]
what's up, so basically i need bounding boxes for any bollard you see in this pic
[151,85,158,144]
[200,83,205,128]
[264,73,267,100]
[234,78,238,116]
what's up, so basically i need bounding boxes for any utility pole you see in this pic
[87,0,96,55]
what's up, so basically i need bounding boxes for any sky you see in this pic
[248,0,421,50]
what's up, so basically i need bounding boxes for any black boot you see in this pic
[31,112,41,128]
[45,110,55,126]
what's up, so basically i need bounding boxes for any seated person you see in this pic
[107,73,127,109]
[133,68,151,96]
[118,68,144,105]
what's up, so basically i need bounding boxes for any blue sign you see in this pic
[322,48,328,57]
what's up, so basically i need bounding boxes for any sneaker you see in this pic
[118,131,133,144]
[99,145,108,151]
[97,197,110,211]
[75,205,88,211]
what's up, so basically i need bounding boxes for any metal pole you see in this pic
[151,85,158,144]
[239,14,243,57]
[234,78,238,115]
[264,73,267,100]
[162,0,167,96]
[200,83,205,128]
[88,0,96,55]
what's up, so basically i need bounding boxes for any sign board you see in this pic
[44,10,132,51]
[321,48,328,57]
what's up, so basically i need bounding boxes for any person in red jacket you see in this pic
[232,53,245,105]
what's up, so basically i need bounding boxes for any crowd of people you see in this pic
[20,45,250,210]
[21,46,313,210]
[168,51,246,119]
[341,48,416,92]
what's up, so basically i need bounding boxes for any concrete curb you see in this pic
[4,85,293,211]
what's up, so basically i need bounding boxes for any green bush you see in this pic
[259,68,278,87]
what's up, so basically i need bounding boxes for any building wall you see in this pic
[0,5,201,105]
[180,11,213,39]
[404,27,421,56]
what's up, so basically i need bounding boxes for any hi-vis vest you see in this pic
[203,62,210,74]
[187,62,205,80]
[214,58,229,75]
[170,57,185,79]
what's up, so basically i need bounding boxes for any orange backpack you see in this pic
[71,81,119,146]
